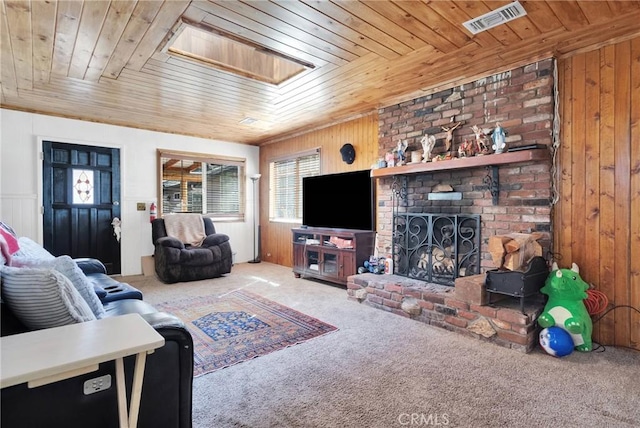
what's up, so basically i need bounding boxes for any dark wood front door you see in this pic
[42,141,121,274]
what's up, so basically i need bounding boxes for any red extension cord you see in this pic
[585,289,609,316]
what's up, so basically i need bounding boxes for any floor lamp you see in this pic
[248,173,261,263]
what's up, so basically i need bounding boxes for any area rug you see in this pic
[155,290,338,377]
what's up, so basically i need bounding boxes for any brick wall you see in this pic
[376,60,554,271]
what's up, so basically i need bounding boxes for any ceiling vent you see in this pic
[239,117,258,125]
[463,1,527,35]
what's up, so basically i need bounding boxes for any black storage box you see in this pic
[485,256,549,313]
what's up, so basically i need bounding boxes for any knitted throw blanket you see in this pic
[163,214,206,247]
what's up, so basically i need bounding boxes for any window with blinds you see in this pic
[158,150,245,221]
[269,149,320,222]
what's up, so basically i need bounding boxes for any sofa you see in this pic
[0,232,194,428]
[152,216,233,283]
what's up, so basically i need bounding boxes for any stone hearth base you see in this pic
[347,273,544,353]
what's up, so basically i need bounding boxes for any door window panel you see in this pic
[72,169,94,204]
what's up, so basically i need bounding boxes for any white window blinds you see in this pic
[159,150,245,221]
[205,164,240,215]
[269,150,320,222]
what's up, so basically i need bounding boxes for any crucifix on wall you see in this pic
[441,117,463,152]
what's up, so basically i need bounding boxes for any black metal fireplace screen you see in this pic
[393,213,481,286]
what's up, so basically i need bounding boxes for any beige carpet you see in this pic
[123,262,640,428]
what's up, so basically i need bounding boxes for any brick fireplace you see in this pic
[348,60,555,352]
[376,60,554,262]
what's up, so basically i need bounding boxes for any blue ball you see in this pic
[539,327,574,357]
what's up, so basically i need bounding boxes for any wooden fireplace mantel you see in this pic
[370,148,550,179]
[370,147,551,205]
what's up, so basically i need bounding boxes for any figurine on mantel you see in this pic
[441,118,462,152]
[471,125,491,155]
[385,151,395,167]
[420,134,436,162]
[458,139,474,158]
[394,140,408,165]
[491,122,507,154]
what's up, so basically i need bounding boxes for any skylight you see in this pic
[167,24,312,85]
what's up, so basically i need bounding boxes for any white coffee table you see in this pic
[1,313,165,428]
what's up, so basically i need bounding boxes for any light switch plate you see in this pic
[137,202,146,211]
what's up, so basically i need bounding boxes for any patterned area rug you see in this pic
[155,290,338,377]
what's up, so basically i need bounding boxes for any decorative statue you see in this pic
[111,217,122,243]
[537,262,593,352]
[385,151,395,167]
[441,119,462,152]
[491,122,507,154]
[458,141,467,158]
[471,125,490,154]
[458,139,474,158]
[394,140,408,165]
[420,134,436,162]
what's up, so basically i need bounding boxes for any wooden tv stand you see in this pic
[292,227,376,286]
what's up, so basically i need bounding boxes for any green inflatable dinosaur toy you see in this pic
[537,262,592,352]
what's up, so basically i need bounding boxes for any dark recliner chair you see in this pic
[152,217,233,283]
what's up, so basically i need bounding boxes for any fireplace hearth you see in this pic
[347,272,543,353]
[393,213,480,286]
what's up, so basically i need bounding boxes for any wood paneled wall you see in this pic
[556,36,640,350]
[258,114,378,267]
[258,36,639,351]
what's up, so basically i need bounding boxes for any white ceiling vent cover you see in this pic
[239,117,258,125]
[463,1,527,34]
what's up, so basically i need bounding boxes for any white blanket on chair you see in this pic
[163,214,206,247]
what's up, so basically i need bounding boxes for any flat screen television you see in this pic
[302,169,375,231]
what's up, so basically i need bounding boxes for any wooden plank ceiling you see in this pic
[2,1,640,145]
